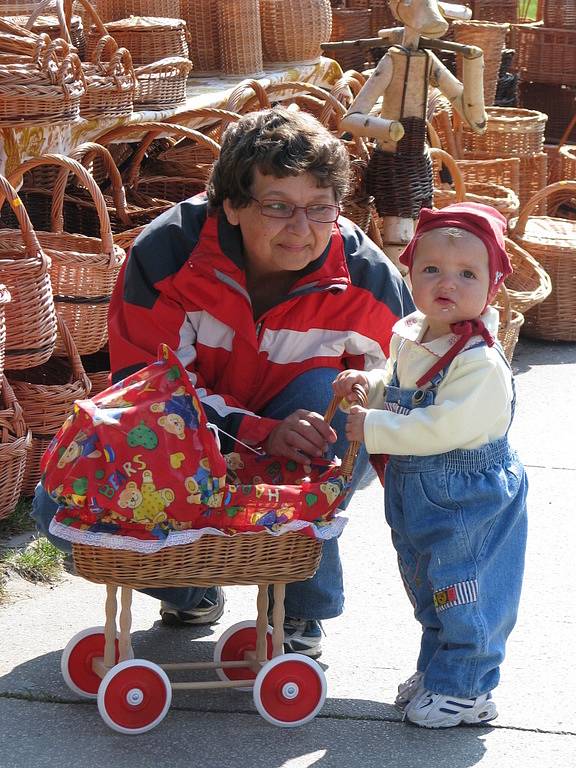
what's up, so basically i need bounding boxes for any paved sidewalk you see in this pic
[1,337,575,768]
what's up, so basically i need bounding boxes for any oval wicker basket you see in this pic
[0,175,57,371]
[509,181,576,342]
[8,151,127,357]
[80,34,135,119]
[0,376,31,516]
[8,315,91,495]
[260,0,332,67]
[133,56,192,111]
[73,530,323,587]
[460,107,547,159]
[87,15,190,65]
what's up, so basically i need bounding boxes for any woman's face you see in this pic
[223,170,337,278]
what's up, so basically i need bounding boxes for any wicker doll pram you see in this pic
[44,346,364,733]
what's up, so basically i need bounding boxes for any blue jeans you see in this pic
[31,367,369,618]
[385,439,528,698]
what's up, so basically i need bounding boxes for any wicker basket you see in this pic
[0,41,85,127]
[134,56,192,110]
[260,0,332,67]
[87,15,189,65]
[519,82,576,145]
[345,0,395,36]
[509,181,576,341]
[0,176,57,371]
[452,20,509,107]
[455,157,520,196]
[180,0,219,75]
[97,0,180,22]
[81,344,110,395]
[544,0,576,30]
[494,283,524,364]
[18,3,86,59]
[80,34,134,119]
[327,7,371,73]
[8,315,91,495]
[512,24,576,87]
[218,0,263,78]
[503,235,552,314]
[464,0,517,24]
[223,77,270,114]
[460,106,547,158]
[8,151,127,357]
[0,376,30,516]
[431,146,520,220]
[73,530,322,587]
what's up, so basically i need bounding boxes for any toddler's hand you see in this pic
[332,370,369,409]
[345,405,367,443]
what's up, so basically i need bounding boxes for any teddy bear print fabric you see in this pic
[42,346,350,551]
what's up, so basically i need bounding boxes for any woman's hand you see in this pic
[332,370,370,404]
[345,405,367,443]
[264,409,337,466]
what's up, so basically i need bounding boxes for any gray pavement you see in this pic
[1,336,575,768]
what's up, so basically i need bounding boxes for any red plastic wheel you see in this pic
[214,620,274,689]
[97,659,172,734]
[253,654,327,727]
[61,626,119,699]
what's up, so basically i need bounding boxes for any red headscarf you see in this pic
[398,202,513,387]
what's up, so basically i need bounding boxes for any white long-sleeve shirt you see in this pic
[363,307,513,456]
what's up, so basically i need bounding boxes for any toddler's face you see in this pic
[410,227,491,339]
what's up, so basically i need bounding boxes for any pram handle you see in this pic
[324,383,368,479]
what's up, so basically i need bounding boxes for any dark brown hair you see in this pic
[206,107,350,209]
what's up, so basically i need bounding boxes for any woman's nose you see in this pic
[286,207,311,232]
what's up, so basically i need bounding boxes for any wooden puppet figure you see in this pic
[340,0,487,268]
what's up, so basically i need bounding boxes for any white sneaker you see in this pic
[395,671,424,710]
[405,689,498,729]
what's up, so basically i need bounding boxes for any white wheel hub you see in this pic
[126,688,144,706]
[281,682,299,700]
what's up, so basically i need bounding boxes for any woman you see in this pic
[33,107,413,658]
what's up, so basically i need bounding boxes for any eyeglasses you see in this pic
[250,197,340,223]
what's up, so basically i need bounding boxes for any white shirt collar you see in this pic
[393,306,500,357]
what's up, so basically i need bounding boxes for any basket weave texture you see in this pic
[503,236,552,314]
[97,0,180,22]
[260,0,332,67]
[8,315,91,495]
[452,20,509,107]
[73,531,322,587]
[510,181,576,342]
[134,56,192,110]
[494,284,524,364]
[8,151,127,357]
[465,0,517,24]
[0,175,57,371]
[87,15,189,65]
[80,35,134,119]
[345,0,395,36]
[544,0,576,29]
[218,0,263,77]
[461,106,547,158]
[0,376,30,516]
[181,0,219,75]
[327,7,371,72]
[0,284,9,385]
[512,25,576,87]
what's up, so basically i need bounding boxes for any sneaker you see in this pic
[405,689,498,729]
[160,587,225,626]
[283,617,323,659]
[395,671,424,710]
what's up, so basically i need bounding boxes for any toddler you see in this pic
[333,202,528,728]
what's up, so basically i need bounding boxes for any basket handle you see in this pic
[56,314,92,395]
[95,122,221,190]
[224,78,271,113]
[324,383,367,479]
[510,180,576,237]
[429,146,467,203]
[0,175,48,269]
[25,0,72,45]
[133,56,193,78]
[7,154,117,263]
[0,375,29,440]
[66,142,132,228]
[164,107,242,142]
[242,81,347,130]
[62,0,107,37]
[494,282,512,331]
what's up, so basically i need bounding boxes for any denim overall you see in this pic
[383,342,528,698]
